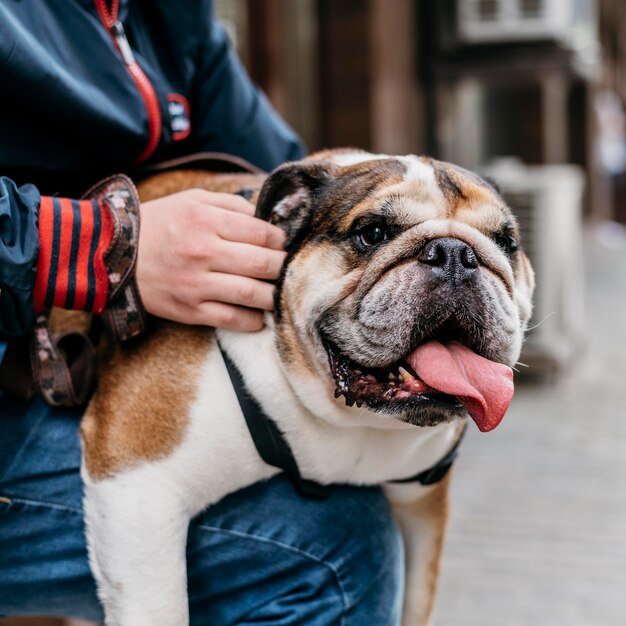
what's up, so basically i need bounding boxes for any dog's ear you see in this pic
[255,161,333,245]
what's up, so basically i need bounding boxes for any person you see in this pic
[0,1,404,624]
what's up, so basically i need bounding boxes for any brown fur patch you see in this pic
[431,160,517,236]
[267,158,406,240]
[374,178,446,223]
[136,170,266,204]
[48,309,93,335]
[334,161,407,230]
[82,322,214,480]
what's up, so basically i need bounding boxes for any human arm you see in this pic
[0,175,124,338]
[0,174,286,340]
[0,177,41,336]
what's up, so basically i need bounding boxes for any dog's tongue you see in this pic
[405,341,514,432]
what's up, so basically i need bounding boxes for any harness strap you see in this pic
[389,424,466,485]
[220,348,331,499]
[219,345,465,498]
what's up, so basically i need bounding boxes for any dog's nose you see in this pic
[418,237,478,282]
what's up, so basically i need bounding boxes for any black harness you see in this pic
[220,347,466,499]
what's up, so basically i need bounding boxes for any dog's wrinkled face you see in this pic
[256,150,534,429]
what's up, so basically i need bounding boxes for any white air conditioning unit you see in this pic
[481,159,586,377]
[457,0,598,60]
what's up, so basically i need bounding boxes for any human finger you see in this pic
[211,241,287,280]
[199,273,275,311]
[187,189,256,215]
[215,211,286,250]
[191,301,265,331]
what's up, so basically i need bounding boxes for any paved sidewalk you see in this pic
[437,231,626,626]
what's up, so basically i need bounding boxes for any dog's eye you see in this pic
[494,234,519,255]
[357,224,388,248]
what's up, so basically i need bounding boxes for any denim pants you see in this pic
[0,394,404,625]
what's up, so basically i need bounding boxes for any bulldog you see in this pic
[79,149,534,626]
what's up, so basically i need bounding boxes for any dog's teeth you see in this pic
[387,372,397,381]
[398,366,415,382]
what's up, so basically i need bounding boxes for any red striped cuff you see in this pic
[34,196,114,313]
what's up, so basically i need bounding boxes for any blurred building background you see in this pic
[5,1,626,625]
[215,0,624,210]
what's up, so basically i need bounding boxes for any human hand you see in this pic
[136,189,286,331]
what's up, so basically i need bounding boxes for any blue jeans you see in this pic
[0,395,404,625]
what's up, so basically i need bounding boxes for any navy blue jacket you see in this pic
[0,0,304,336]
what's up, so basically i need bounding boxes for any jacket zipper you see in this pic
[94,0,162,164]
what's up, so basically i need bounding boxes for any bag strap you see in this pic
[26,313,98,406]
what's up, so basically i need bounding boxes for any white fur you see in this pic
[331,150,391,166]
[399,155,440,188]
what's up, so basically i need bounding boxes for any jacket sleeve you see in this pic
[191,2,306,171]
[0,176,40,336]
[0,175,143,341]
[33,195,114,315]
[0,175,115,337]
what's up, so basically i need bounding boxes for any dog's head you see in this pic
[256,150,534,431]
